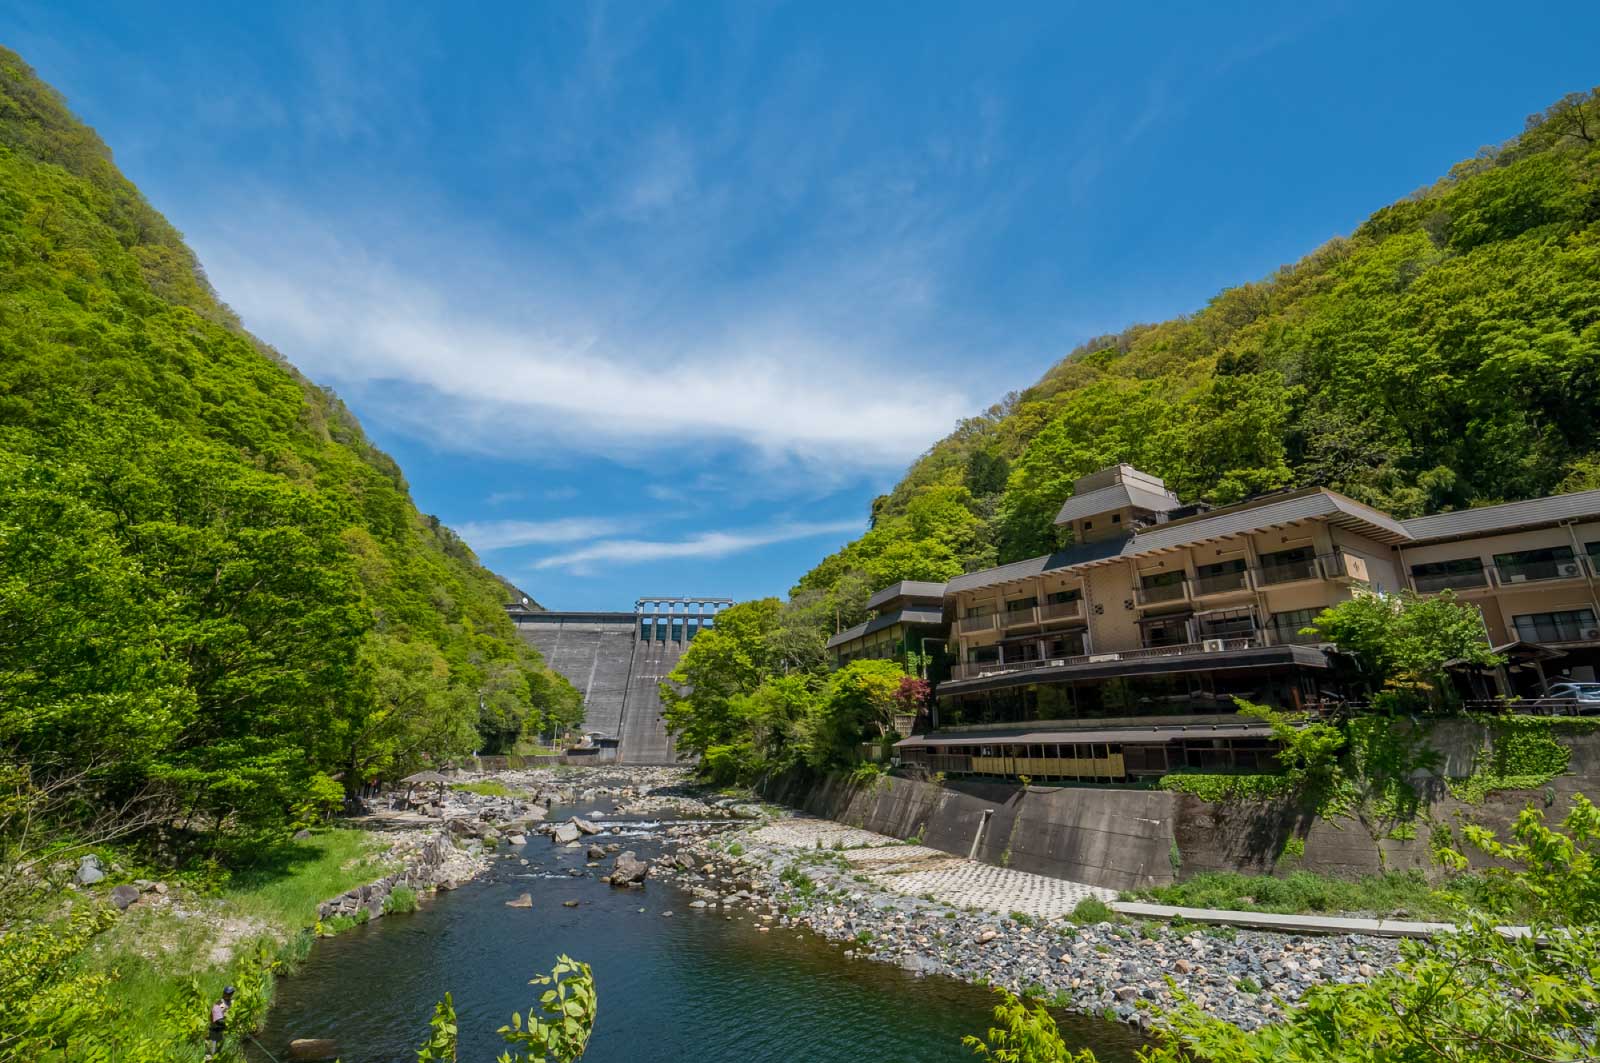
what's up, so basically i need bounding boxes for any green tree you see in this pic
[1306,590,1502,706]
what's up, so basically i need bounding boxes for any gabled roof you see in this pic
[1401,489,1600,543]
[1130,488,1411,552]
[865,580,948,612]
[945,536,1131,595]
[1053,482,1181,526]
[824,607,947,650]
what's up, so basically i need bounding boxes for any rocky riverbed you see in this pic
[397,767,1403,1033]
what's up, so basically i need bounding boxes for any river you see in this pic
[252,805,1148,1063]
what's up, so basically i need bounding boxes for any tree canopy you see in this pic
[0,48,578,859]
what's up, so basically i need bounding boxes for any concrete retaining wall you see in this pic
[766,721,1600,892]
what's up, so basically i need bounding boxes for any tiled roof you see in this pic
[824,607,947,649]
[1401,489,1600,542]
[1129,489,1411,552]
[865,580,948,612]
[945,537,1131,594]
[1053,483,1181,526]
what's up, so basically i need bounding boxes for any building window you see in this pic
[1194,558,1249,595]
[1083,521,1093,531]
[1494,546,1578,584]
[1140,614,1191,648]
[1587,541,1599,571]
[1410,557,1488,592]
[1257,545,1317,584]
[1196,608,1256,639]
[1511,609,1598,643]
[1111,513,1122,524]
[1046,589,1081,605]
[1268,607,1322,645]
[967,645,1000,665]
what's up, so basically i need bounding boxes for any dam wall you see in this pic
[511,597,732,765]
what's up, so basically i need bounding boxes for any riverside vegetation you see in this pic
[0,48,583,1061]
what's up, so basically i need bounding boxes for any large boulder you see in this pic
[610,851,649,887]
[572,817,600,835]
[552,823,582,845]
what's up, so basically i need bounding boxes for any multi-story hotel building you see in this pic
[826,580,949,669]
[893,465,1600,783]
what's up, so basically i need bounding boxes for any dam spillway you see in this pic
[509,597,732,765]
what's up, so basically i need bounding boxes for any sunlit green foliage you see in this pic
[1306,590,1503,706]
[0,48,579,860]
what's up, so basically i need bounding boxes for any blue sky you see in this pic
[7,3,1599,609]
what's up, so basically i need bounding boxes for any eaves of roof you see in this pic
[1400,489,1600,543]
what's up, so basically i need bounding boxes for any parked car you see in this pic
[1533,681,1600,714]
[1543,681,1600,703]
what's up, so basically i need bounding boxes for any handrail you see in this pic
[949,635,1263,682]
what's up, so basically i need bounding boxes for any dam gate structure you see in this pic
[509,597,733,765]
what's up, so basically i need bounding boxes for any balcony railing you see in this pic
[1256,557,1319,585]
[1412,568,1491,593]
[1192,569,1253,597]
[1001,605,1039,628]
[1039,599,1084,623]
[956,613,999,635]
[1494,558,1588,585]
[947,635,1261,682]
[1135,579,1188,606]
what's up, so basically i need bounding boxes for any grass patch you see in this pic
[452,780,526,799]
[1124,869,1459,919]
[384,885,419,914]
[1070,896,1116,924]
[75,829,391,1038]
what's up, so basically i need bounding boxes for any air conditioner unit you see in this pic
[1202,638,1226,652]
[1507,574,1527,583]
[1585,628,1600,640]
[1557,563,1581,578]
[1088,653,1121,663]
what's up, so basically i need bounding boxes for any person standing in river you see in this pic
[204,986,234,1058]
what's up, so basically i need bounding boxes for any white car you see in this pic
[1537,682,1600,713]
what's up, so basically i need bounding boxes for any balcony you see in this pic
[1000,605,1039,629]
[1038,599,1084,623]
[1191,568,1253,598]
[946,635,1262,682]
[956,613,999,636]
[1135,579,1189,606]
[1256,557,1319,586]
[1494,558,1589,586]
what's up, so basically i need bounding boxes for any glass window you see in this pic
[1257,545,1317,584]
[1410,557,1488,592]
[1005,596,1038,612]
[1141,569,1185,588]
[1494,546,1577,583]
[1269,607,1322,644]
[1046,589,1082,605]
[1512,609,1598,643]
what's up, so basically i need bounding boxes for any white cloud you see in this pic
[458,517,623,552]
[191,203,975,479]
[485,489,526,506]
[532,519,862,572]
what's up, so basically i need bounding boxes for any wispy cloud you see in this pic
[195,210,973,476]
[532,519,861,572]
[458,517,623,552]
[485,489,526,506]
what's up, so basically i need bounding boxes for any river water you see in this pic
[252,809,1147,1063]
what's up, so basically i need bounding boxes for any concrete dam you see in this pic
[509,597,732,765]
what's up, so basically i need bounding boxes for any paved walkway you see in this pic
[1112,901,1532,939]
[749,817,1115,919]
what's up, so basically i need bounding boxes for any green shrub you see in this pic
[1071,897,1115,924]
[384,886,419,914]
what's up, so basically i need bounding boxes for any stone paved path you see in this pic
[749,816,1115,919]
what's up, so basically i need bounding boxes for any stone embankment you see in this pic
[653,810,1402,1032]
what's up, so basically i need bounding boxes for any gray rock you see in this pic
[611,851,650,887]
[110,884,141,910]
[75,859,106,886]
[505,892,533,908]
[552,823,582,845]
[292,829,313,841]
[287,1039,340,1061]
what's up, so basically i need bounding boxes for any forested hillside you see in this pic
[793,87,1600,627]
[0,48,579,855]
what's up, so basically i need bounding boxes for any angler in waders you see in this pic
[204,985,234,1058]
